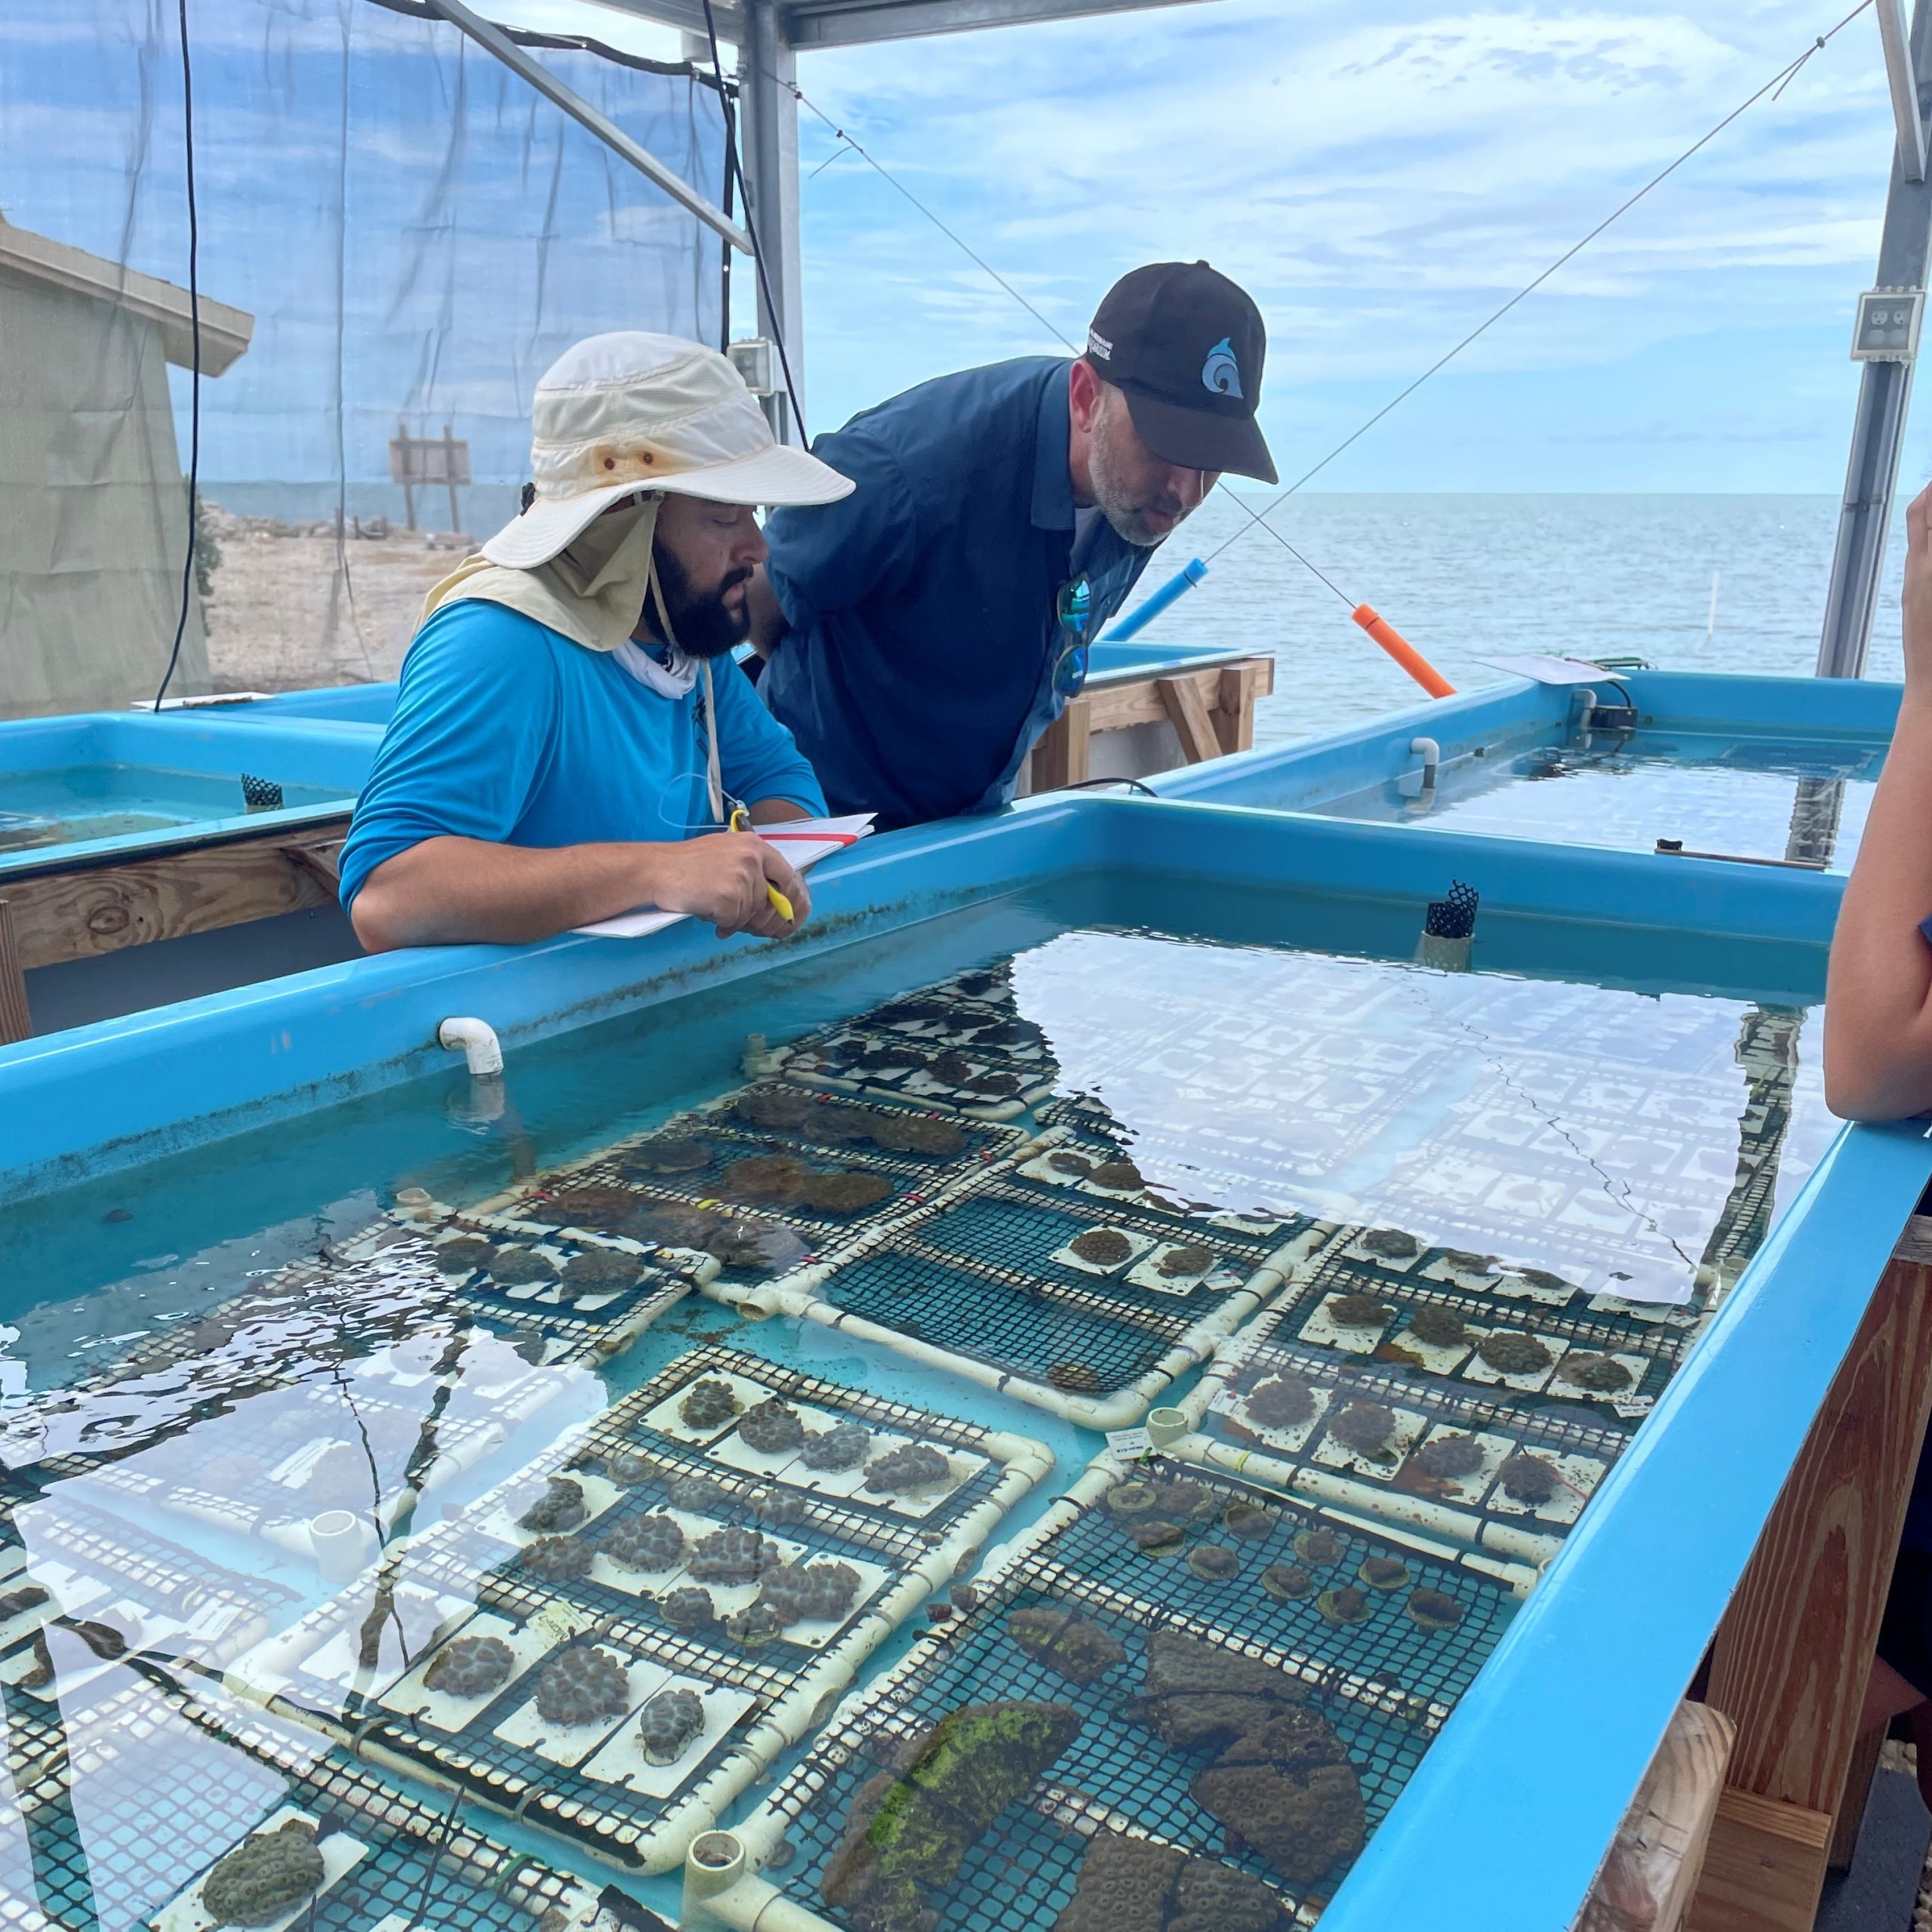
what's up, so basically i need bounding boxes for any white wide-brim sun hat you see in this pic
[481,331,853,570]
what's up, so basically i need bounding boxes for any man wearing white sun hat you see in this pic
[340,333,852,951]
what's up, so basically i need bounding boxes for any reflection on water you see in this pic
[0,766,354,861]
[0,912,1834,1930]
[1312,731,1884,872]
[1012,932,1828,1307]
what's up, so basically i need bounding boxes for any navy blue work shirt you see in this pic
[759,357,1155,829]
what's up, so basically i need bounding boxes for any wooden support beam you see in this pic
[280,838,346,894]
[1580,1699,1735,1932]
[1687,1790,1832,1932]
[1156,675,1220,763]
[1686,1221,1932,1931]
[1,820,349,971]
[1030,695,1091,791]
[1022,656,1272,792]
[1214,664,1250,755]
[1826,1721,1884,1872]
[0,900,31,1044]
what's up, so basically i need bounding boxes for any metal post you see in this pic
[1884,0,1928,183]
[444,423,460,534]
[399,420,416,532]
[740,0,804,441]
[1817,0,1932,677]
[423,0,752,256]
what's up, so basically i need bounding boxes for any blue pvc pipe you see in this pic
[1102,555,1208,641]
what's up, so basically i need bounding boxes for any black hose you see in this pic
[152,0,202,713]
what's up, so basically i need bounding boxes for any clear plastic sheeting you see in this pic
[1013,932,1832,1306]
[0,0,724,715]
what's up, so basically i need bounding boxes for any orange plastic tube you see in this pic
[1352,603,1455,699]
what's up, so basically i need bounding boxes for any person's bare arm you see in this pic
[743,565,789,661]
[746,795,811,824]
[1824,479,1932,1118]
[349,829,810,952]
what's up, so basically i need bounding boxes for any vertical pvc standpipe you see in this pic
[1101,558,1208,643]
[1352,604,1455,699]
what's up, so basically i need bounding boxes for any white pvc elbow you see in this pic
[437,1016,503,1076]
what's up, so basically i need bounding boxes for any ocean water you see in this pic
[1118,493,1909,749]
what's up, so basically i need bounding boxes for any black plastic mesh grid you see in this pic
[798,1176,1280,1397]
[451,1480,912,1672]
[1206,1332,1630,1541]
[348,1627,762,1869]
[515,1086,1024,1238]
[577,1343,1011,1550]
[820,1249,1189,1394]
[917,1184,1296,1300]
[1031,1458,1515,1714]
[6,1491,300,1624]
[781,1027,1058,1115]
[319,1337,1028,1866]
[0,1235,451,1475]
[55,1380,504,1545]
[1273,1247,1690,1411]
[995,1125,1316,1244]
[548,1143,940,1249]
[420,1216,695,1350]
[758,1521,1443,1929]
[7,1676,592,1931]
[848,980,1032,1048]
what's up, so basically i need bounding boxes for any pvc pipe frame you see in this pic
[709,1208,1334,1429]
[1161,1334,1558,1574]
[227,1356,1054,1877]
[681,1456,1131,1932]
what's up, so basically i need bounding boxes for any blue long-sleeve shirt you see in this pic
[759,357,1154,830]
[338,600,825,911]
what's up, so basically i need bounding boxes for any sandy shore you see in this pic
[202,515,465,693]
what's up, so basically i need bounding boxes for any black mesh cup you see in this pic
[241,773,285,811]
[1423,881,1478,940]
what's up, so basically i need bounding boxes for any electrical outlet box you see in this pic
[1851,288,1924,361]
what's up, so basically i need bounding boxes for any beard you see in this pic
[649,540,754,658]
[1088,408,1194,549]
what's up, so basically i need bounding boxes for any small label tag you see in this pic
[1105,1427,1151,1459]
[1209,1390,1241,1416]
[1611,1397,1655,1421]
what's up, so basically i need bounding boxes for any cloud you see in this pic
[777,1,1904,486]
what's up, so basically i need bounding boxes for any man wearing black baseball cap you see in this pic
[749,261,1274,830]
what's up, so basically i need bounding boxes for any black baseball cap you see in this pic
[1084,261,1276,485]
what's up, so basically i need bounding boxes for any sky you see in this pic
[497,0,1926,495]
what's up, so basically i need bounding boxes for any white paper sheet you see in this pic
[571,816,875,939]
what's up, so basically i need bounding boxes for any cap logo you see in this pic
[1086,328,1113,361]
[1201,337,1243,398]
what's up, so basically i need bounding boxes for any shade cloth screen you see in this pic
[0,0,725,714]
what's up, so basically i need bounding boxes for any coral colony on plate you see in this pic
[534,1645,632,1727]
[423,1635,515,1698]
[200,1821,325,1927]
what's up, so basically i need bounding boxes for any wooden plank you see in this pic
[1030,695,1091,791]
[1156,675,1221,763]
[3,831,343,970]
[1684,1226,1932,1931]
[1083,674,1190,733]
[281,838,346,893]
[0,901,31,1044]
[1686,1789,1832,1932]
[1078,657,1272,735]
[1579,1700,1736,1932]
[1826,1721,1884,1871]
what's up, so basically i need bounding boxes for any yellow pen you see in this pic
[728,807,795,924]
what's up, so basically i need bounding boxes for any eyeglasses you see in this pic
[1052,574,1095,699]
